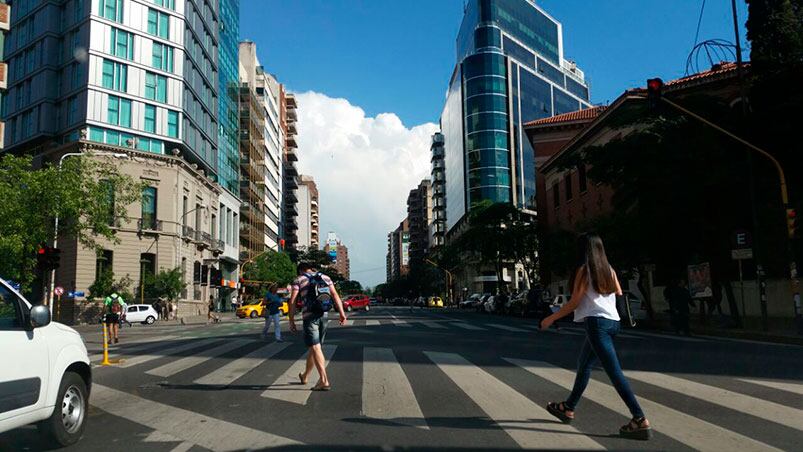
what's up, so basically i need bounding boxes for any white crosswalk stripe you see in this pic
[365,320,381,326]
[91,384,300,449]
[261,345,337,405]
[117,338,220,369]
[504,358,783,452]
[450,322,486,331]
[424,351,605,450]
[390,314,412,327]
[194,342,291,386]
[89,335,182,362]
[486,323,529,332]
[627,370,803,432]
[146,339,254,377]
[739,378,803,396]
[362,347,428,429]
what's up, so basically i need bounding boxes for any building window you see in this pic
[145,72,167,102]
[110,28,134,60]
[152,42,174,72]
[100,0,124,22]
[153,0,176,10]
[107,95,131,127]
[101,179,115,225]
[68,96,79,125]
[553,183,560,209]
[143,104,156,133]
[95,249,113,279]
[182,196,188,228]
[101,59,127,92]
[211,214,217,240]
[141,186,157,229]
[195,203,202,231]
[578,164,588,193]
[167,110,178,137]
[565,174,573,201]
[181,257,187,299]
[147,9,170,39]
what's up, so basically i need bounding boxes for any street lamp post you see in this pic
[47,149,129,315]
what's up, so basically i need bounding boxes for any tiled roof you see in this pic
[665,62,742,87]
[524,106,607,128]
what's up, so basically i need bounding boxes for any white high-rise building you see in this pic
[296,174,319,250]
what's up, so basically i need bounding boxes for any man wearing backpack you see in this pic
[288,262,347,391]
[103,292,125,344]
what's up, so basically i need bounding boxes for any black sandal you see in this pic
[547,402,574,424]
[620,417,652,440]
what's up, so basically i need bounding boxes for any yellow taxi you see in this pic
[236,299,265,318]
[427,296,444,308]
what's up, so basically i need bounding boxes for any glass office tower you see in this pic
[217,0,240,195]
[442,0,591,231]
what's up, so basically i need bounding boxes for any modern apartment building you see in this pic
[1,0,241,321]
[324,231,350,280]
[441,0,592,232]
[407,179,432,267]
[297,174,319,251]
[386,218,410,281]
[280,89,299,254]
[260,70,283,251]
[430,132,446,247]
[0,1,9,147]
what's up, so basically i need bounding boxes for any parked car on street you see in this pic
[458,293,483,309]
[0,278,92,447]
[343,294,371,312]
[427,296,444,308]
[124,304,159,324]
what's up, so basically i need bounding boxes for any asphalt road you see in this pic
[3,306,802,451]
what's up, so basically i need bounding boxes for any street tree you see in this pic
[144,267,184,303]
[243,250,296,286]
[337,280,363,295]
[0,154,142,291]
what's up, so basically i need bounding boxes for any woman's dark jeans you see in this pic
[564,316,645,418]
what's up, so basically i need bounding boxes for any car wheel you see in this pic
[249,311,258,318]
[365,305,370,312]
[145,316,155,325]
[38,371,87,447]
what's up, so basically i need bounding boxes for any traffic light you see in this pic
[788,208,799,239]
[210,268,222,287]
[647,78,664,112]
[37,246,61,269]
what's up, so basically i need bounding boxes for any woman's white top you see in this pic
[573,266,620,323]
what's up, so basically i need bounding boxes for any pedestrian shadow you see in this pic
[341,416,617,439]
[153,381,312,392]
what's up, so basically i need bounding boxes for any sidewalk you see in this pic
[70,312,241,334]
[637,313,803,346]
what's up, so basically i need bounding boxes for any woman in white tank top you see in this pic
[540,234,652,440]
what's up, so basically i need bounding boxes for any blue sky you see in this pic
[241,0,749,127]
[240,0,750,287]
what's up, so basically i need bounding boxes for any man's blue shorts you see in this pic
[302,313,328,347]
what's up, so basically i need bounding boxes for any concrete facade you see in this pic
[296,174,319,251]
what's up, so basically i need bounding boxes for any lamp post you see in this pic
[48,149,129,315]
[174,205,208,302]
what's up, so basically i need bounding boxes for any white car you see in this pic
[124,304,159,324]
[0,279,91,447]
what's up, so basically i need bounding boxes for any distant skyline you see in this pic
[240,0,750,287]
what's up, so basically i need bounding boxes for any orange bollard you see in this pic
[101,321,112,366]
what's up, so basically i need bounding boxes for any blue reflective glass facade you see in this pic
[217,0,240,196]
[441,0,592,230]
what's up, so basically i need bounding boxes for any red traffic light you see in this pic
[647,78,664,91]
[788,209,797,219]
[38,247,46,255]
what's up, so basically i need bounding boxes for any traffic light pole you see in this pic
[656,95,796,331]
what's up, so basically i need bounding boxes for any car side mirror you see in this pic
[30,305,52,328]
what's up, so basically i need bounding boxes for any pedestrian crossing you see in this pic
[91,331,803,451]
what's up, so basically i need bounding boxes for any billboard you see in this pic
[687,262,713,299]
[401,232,410,266]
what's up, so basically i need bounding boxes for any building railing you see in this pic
[137,218,164,232]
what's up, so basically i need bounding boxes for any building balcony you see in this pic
[0,3,9,31]
[431,133,444,146]
[285,94,298,109]
[182,225,195,241]
[286,147,298,162]
[137,218,164,233]
[286,135,297,148]
[287,122,297,134]
[286,108,298,121]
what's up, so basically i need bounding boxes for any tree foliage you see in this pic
[88,270,134,302]
[243,250,296,286]
[0,154,143,290]
[337,280,363,295]
[144,267,184,302]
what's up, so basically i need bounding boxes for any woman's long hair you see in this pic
[569,234,616,296]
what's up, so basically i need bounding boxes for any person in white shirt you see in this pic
[541,233,652,440]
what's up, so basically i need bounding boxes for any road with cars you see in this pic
[3,305,802,451]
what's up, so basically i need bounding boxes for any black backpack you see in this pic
[303,272,333,315]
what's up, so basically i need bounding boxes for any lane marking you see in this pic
[362,347,428,429]
[424,351,604,450]
[91,384,300,450]
[418,321,447,329]
[194,342,291,386]
[261,345,337,405]
[365,320,381,326]
[450,322,487,331]
[486,323,529,333]
[505,358,782,452]
[628,371,803,432]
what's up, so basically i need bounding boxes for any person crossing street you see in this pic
[288,263,347,391]
[262,284,284,342]
[104,292,125,344]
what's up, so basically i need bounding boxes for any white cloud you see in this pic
[295,91,438,287]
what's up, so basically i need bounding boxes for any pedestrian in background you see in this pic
[665,279,694,336]
[541,233,652,440]
[262,284,284,342]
